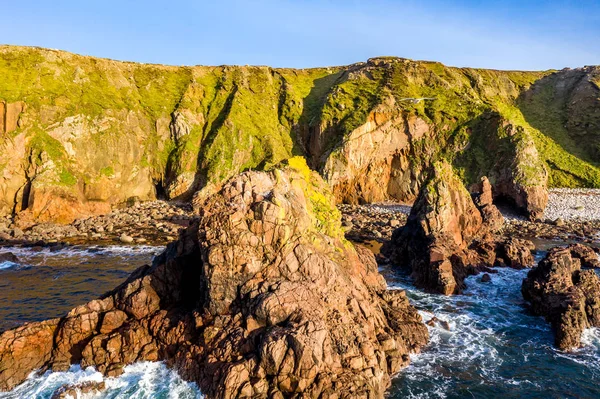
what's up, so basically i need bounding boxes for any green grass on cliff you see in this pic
[285,156,345,240]
[1,46,600,206]
[496,102,600,187]
[0,47,192,120]
[26,127,78,187]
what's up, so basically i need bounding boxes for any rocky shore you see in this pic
[545,189,600,221]
[0,160,429,398]
[340,189,600,250]
[2,187,599,252]
[2,164,600,397]
[339,203,410,242]
[522,244,600,350]
[0,201,195,248]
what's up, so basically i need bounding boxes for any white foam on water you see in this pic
[553,327,600,376]
[0,261,18,270]
[0,362,202,399]
[0,246,164,271]
[387,267,548,397]
[1,245,163,258]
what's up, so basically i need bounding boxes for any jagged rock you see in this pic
[522,244,600,350]
[386,160,489,294]
[495,238,535,269]
[458,112,549,221]
[0,161,428,398]
[386,160,534,294]
[473,177,504,232]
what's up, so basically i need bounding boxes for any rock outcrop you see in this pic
[386,160,534,294]
[522,244,600,350]
[457,112,549,221]
[2,46,600,224]
[0,161,428,398]
[319,96,432,205]
[0,100,25,134]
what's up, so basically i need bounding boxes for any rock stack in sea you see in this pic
[385,161,535,295]
[0,159,428,398]
[522,244,600,350]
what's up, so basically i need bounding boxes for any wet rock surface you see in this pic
[0,252,18,264]
[0,163,428,398]
[522,244,600,350]
[50,381,106,399]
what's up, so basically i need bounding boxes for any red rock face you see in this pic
[386,162,534,295]
[0,166,429,398]
[522,244,600,350]
[0,101,25,134]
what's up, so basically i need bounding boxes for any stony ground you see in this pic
[338,190,600,248]
[545,189,600,221]
[0,201,196,247]
[1,189,600,250]
[339,203,410,242]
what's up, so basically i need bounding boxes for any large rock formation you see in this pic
[386,161,534,294]
[522,244,600,350]
[2,46,600,223]
[457,112,549,220]
[0,160,428,398]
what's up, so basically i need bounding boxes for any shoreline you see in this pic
[1,189,600,250]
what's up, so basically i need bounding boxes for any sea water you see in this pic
[1,246,599,398]
[382,256,600,398]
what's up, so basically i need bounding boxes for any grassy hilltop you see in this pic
[0,45,598,221]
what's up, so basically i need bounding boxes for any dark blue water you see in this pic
[0,245,202,399]
[1,246,599,398]
[383,257,600,399]
[0,245,163,331]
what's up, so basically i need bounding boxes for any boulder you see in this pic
[0,160,428,398]
[522,244,600,350]
[50,381,106,399]
[495,238,535,269]
[0,252,18,264]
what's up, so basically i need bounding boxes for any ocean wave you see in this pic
[1,245,163,258]
[0,261,18,270]
[387,264,600,398]
[0,362,202,399]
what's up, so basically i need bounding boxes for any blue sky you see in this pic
[1,0,599,70]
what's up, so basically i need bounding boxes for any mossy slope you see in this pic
[0,45,599,220]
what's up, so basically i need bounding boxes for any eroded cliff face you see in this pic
[320,97,431,204]
[0,162,429,398]
[1,46,599,223]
